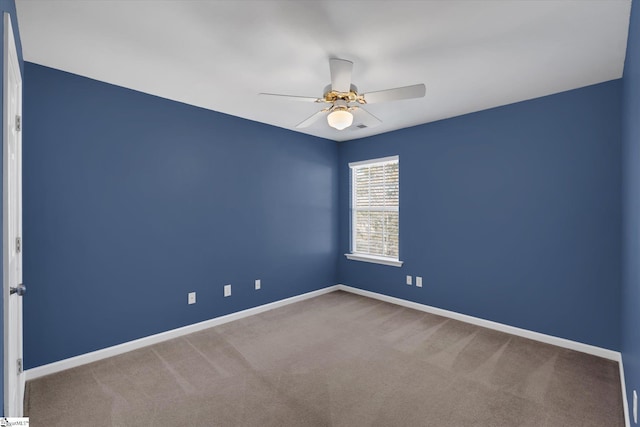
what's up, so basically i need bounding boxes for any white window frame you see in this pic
[345,155,403,267]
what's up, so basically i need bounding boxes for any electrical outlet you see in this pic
[416,276,423,287]
[188,292,196,305]
[406,275,412,285]
[634,390,637,424]
[255,279,261,290]
[224,284,231,297]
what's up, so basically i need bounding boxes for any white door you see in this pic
[3,13,24,417]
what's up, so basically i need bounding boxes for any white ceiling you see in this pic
[16,0,632,142]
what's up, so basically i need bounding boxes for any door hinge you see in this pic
[15,115,21,132]
[15,237,21,254]
[16,358,22,374]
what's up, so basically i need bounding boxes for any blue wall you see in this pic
[622,0,640,416]
[0,0,22,415]
[23,65,624,370]
[338,80,622,350]
[22,63,338,369]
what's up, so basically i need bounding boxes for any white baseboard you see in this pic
[24,285,339,381]
[336,285,620,360]
[618,353,631,427]
[26,281,627,425]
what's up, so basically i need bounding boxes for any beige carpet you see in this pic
[24,290,624,426]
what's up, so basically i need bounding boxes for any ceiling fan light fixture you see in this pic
[261,58,425,131]
[327,109,353,130]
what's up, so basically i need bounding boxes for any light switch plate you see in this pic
[255,279,261,290]
[406,275,412,285]
[416,277,423,287]
[224,284,231,297]
[188,292,196,305]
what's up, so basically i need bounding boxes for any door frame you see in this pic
[2,12,23,417]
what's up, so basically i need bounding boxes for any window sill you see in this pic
[344,253,404,267]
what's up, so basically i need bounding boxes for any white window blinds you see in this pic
[349,156,399,260]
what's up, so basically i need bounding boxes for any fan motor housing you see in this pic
[322,84,363,104]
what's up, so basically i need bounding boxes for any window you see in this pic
[345,156,403,267]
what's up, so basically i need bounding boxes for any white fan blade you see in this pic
[259,93,321,102]
[362,84,426,104]
[351,107,382,129]
[296,110,326,128]
[329,58,353,93]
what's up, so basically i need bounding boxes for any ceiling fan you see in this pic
[260,58,426,131]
